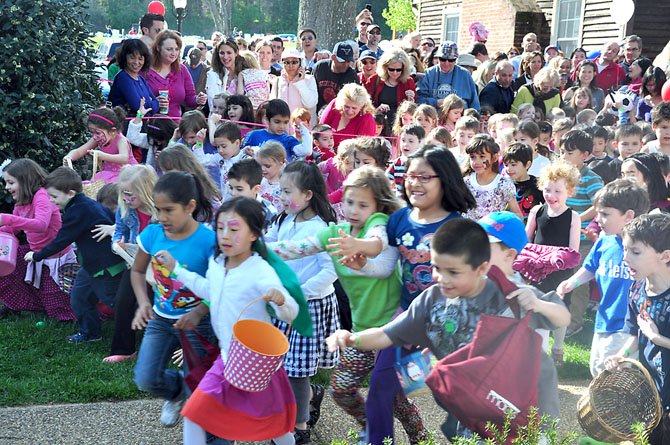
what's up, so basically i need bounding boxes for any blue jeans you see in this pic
[70,266,122,338]
[133,313,214,401]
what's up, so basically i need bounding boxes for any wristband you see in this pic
[202,299,211,308]
[195,141,204,148]
[571,277,580,289]
[624,348,630,358]
[136,111,144,118]
[353,335,362,347]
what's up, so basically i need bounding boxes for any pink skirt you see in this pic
[181,355,296,441]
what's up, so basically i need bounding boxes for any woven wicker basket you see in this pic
[65,151,105,199]
[577,358,662,442]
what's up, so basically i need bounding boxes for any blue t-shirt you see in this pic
[138,223,215,319]
[242,129,301,161]
[623,281,670,409]
[388,206,461,309]
[584,235,634,333]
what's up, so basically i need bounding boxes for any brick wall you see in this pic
[457,0,518,54]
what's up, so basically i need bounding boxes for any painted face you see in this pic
[88,124,114,147]
[446,107,463,124]
[431,250,488,298]
[342,100,363,120]
[414,114,435,133]
[212,98,227,115]
[126,51,144,74]
[578,65,595,86]
[213,136,241,160]
[120,185,141,209]
[595,206,630,236]
[542,178,571,212]
[621,159,647,186]
[456,129,475,149]
[153,192,194,235]
[159,38,179,65]
[623,236,669,281]
[280,174,312,215]
[227,104,243,121]
[315,132,335,151]
[3,172,20,202]
[503,160,529,181]
[468,150,494,175]
[343,186,378,232]
[400,132,421,157]
[268,115,290,135]
[616,136,642,159]
[353,151,378,169]
[228,178,257,199]
[404,158,443,210]
[218,44,237,70]
[216,211,257,263]
[257,156,284,181]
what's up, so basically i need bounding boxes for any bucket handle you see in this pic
[65,150,99,180]
[235,295,292,336]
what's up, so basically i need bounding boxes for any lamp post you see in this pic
[173,0,188,35]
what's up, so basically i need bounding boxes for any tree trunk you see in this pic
[298,0,358,53]
[204,0,233,35]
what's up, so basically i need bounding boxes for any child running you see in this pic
[130,171,216,428]
[0,159,77,320]
[64,107,137,183]
[155,197,309,445]
[265,161,339,444]
[463,135,523,221]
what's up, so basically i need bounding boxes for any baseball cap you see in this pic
[544,44,560,54]
[359,49,378,61]
[281,48,302,60]
[368,24,381,32]
[333,41,355,63]
[436,41,458,60]
[477,212,528,254]
[457,53,479,69]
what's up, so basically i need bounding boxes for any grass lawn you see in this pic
[0,309,595,408]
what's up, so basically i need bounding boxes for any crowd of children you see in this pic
[2,24,670,445]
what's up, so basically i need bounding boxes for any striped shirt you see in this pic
[567,165,603,231]
[387,156,408,197]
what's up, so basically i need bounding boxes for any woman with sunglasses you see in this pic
[269,49,318,126]
[363,48,416,132]
[298,28,319,71]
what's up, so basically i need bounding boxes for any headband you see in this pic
[89,113,116,127]
[147,124,161,131]
[627,157,650,177]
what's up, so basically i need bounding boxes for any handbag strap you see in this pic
[486,265,521,319]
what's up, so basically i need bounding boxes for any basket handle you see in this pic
[614,358,658,385]
[65,157,74,169]
[235,295,293,334]
[90,150,99,179]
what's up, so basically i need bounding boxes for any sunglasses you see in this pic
[368,31,381,35]
[301,36,314,41]
[283,60,300,65]
[421,42,435,47]
[361,59,376,65]
[508,52,519,56]
[439,57,457,63]
[388,67,403,72]
[359,22,370,27]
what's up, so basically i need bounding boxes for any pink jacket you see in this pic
[513,243,581,283]
[0,188,71,255]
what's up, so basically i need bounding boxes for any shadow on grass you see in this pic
[0,312,140,407]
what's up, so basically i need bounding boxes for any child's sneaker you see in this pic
[160,390,186,427]
[66,332,102,343]
[294,428,312,445]
[307,383,325,427]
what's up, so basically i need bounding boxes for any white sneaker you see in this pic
[160,391,185,427]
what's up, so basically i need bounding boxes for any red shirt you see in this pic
[319,99,377,148]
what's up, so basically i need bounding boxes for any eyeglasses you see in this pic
[388,67,403,72]
[405,174,440,183]
[361,59,376,65]
[439,57,457,63]
[508,52,519,57]
[283,60,300,65]
[197,47,207,51]
[301,36,314,41]
[368,31,381,35]
[421,42,435,47]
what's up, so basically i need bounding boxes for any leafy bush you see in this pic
[0,0,102,195]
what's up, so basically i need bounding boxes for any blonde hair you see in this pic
[257,141,287,164]
[393,101,417,136]
[334,84,375,115]
[336,139,357,175]
[427,126,452,148]
[378,48,412,83]
[342,165,403,215]
[533,67,560,88]
[537,161,580,194]
[239,51,260,70]
[291,107,311,126]
[472,60,496,91]
[117,164,158,219]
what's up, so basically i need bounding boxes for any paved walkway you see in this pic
[0,381,589,444]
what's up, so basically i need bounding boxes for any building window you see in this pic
[442,11,460,43]
[554,0,582,54]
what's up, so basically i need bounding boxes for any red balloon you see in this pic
[148,1,166,16]
[662,79,670,102]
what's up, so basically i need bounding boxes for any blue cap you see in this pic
[477,212,528,254]
[360,49,378,60]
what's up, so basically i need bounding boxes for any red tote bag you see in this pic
[425,266,543,440]
[179,330,221,392]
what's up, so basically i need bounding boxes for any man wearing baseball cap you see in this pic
[313,41,360,112]
[417,40,480,110]
[360,24,384,59]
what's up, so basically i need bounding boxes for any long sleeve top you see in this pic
[417,64,481,111]
[319,99,377,148]
[270,74,319,127]
[145,64,197,118]
[108,70,159,116]
[0,188,71,255]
